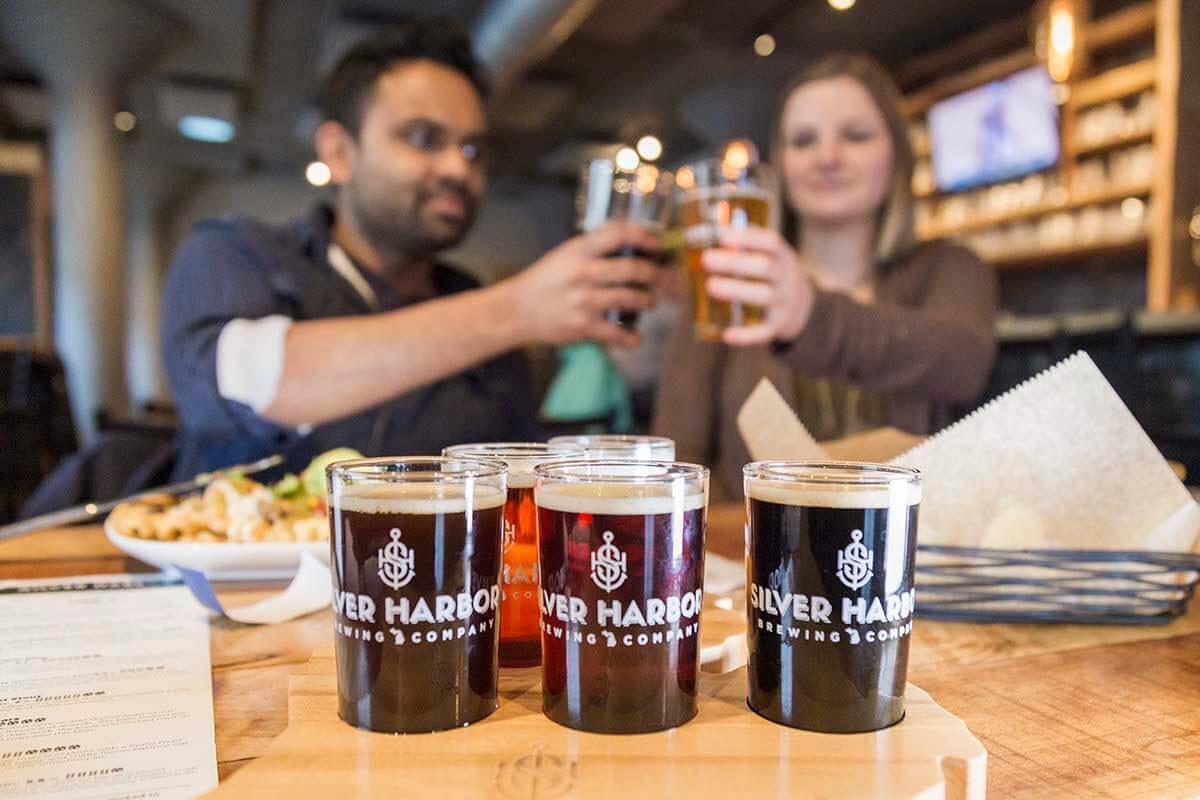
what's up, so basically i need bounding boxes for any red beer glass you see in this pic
[534,460,709,733]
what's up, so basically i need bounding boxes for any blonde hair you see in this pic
[773,53,916,266]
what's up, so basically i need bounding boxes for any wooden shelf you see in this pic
[914,165,1059,200]
[897,0,1193,310]
[989,234,1148,270]
[919,180,1152,238]
[1067,58,1156,110]
[899,3,1154,119]
[914,128,1150,195]
[904,53,1155,126]
[1070,127,1153,156]
[913,133,1150,198]
[1086,1,1156,51]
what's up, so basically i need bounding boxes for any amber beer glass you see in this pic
[326,457,507,733]
[744,461,921,733]
[548,434,675,462]
[443,442,585,667]
[534,461,708,733]
[676,156,777,340]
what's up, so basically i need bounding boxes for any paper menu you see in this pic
[736,353,1200,553]
[0,577,217,799]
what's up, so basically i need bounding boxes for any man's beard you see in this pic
[348,177,479,264]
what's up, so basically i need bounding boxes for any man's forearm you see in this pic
[262,281,525,426]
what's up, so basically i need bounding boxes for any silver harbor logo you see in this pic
[378,528,415,590]
[590,531,627,592]
[836,529,873,591]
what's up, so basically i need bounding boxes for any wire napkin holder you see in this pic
[915,544,1200,624]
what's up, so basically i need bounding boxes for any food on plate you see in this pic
[108,449,363,544]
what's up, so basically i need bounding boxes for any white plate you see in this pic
[104,520,329,581]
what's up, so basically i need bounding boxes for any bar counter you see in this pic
[3,504,1199,798]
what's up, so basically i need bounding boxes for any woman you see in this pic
[654,54,998,500]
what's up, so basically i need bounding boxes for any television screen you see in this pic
[927,66,1060,193]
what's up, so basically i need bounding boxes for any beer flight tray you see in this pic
[212,643,987,800]
[914,545,1200,625]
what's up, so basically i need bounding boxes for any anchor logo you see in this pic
[502,518,517,552]
[836,529,874,591]
[377,528,415,591]
[495,744,577,799]
[590,531,627,592]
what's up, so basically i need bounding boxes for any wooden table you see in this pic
[3,507,1200,799]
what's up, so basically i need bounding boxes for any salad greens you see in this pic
[265,448,364,503]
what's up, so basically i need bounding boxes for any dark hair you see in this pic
[317,19,488,136]
[772,53,916,265]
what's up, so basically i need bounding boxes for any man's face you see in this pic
[342,60,487,260]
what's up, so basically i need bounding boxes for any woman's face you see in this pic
[779,76,895,226]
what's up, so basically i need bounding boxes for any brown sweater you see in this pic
[652,240,998,500]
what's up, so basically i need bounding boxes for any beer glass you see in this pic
[676,156,777,341]
[326,456,508,733]
[743,461,921,733]
[443,442,586,667]
[534,460,709,733]
[577,157,674,329]
[548,434,675,461]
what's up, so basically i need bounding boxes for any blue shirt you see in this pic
[161,206,537,478]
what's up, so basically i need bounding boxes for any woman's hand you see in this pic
[702,225,816,346]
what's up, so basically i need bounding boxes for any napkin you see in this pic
[736,353,1200,554]
[736,379,826,461]
[892,353,1198,552]
[175,552,331,624]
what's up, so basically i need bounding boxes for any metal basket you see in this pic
[915,544,1200,624]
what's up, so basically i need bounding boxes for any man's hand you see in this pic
[504,220,660,348]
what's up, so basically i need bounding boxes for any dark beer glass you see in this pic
[534,460,708,734]
[443,442,586,668]
[577,158,673,330]
[548,434,675,462]
[326,457,508,733]
[744,461,921,733]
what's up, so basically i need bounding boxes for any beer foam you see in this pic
[336,482,506,515]
[484,460,577,489]
[681,186,775,204]
[745,478,921,509]
[536,482,706,515]
[506,468,537,489]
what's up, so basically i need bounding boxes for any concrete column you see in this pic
[50,79,130,431]
[125,163,194,408]
[0,0,184,439]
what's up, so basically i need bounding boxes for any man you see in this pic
[161,21,657,477]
